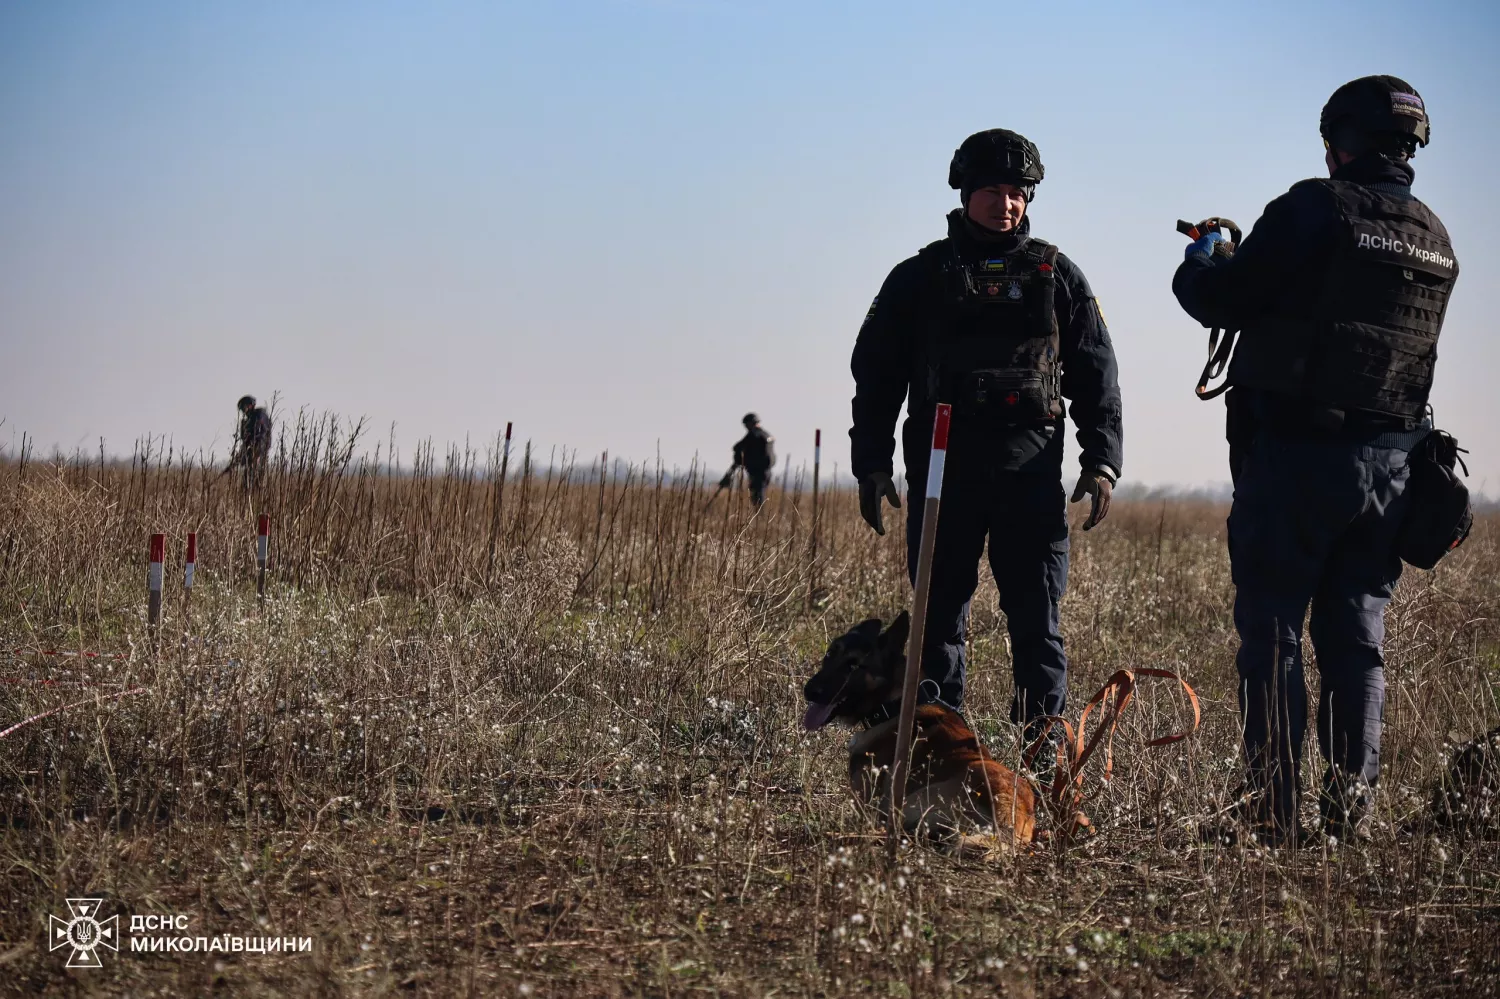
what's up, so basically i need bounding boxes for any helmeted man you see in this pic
[1173,76,1457,844]
[722,413,775,506]
[227,394,273,487]
[850,129,1124,737]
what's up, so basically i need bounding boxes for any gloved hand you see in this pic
[1069,471,1113,531]
[858,473,902,536]
[718,471,734,489]
[1185,231,1225,262]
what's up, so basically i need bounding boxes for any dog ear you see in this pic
[852,618,883,642]
[879,611,911,666]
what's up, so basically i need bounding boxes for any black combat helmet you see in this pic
[948,129,1044,199]
[237,395,256,412]
[742,413,759,427]
[1320,76,1429,157]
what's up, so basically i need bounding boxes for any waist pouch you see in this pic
[954,369,1055,423]
[1397,429,1473,570]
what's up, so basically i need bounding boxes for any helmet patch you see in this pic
[1391,92,1425,118]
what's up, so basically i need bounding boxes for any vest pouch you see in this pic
[1397,429,1473,570]
[957,369,1054,423]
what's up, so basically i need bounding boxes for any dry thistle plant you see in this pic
[1,415,1496,996]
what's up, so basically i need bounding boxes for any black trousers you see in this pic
[1228,430,1411,825]
[904,466,1069,733]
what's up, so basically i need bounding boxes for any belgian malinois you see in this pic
[802,612,1036,851]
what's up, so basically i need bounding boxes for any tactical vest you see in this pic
[914,237,1063,425]
[1228,179,1457,421]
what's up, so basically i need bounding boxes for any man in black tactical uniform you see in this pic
[850,129,1123,738]
[226,394,274,488]
[1173,77,1457,844]
[721,413,775,507]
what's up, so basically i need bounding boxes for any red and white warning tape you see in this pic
[4,648,128,661]
[0,687,150,741]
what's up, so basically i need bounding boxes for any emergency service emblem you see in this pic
[49,898,120,968]
[1007,281,1023,300]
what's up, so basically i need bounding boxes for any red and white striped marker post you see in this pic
[147,533,165,653]
[181,532,197,648]
[888,403,951,854]
[256,515,270,603]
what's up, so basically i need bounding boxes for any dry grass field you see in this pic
[2,415,1497,997]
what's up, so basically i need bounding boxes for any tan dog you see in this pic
[803,613,1035,851]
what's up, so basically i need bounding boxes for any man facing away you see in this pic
[849,128,1124,739]
[1173,76,1457,844]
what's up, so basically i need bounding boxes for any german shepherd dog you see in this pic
[802,612,1036,851]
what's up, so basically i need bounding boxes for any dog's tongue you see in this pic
[803,701,836,731]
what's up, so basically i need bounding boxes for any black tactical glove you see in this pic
[1069,471,1113,531]
[718,471,735,490]
[858,473,902,536]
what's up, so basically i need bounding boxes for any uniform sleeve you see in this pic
[849,256,924,480]
[731,436,746,468]
[1172,184,1334,330]
[1055,254,1124,477]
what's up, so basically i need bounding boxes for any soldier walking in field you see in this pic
[225,394,273,488]
[1173,77,1458,845]
[719,413,776,507]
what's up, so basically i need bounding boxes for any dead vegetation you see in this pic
[1,415,1497,996]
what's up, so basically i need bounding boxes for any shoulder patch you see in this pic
[860,296,878,328]
[1092,297,1108,327]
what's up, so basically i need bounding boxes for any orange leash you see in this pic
[1022,668,1201,843]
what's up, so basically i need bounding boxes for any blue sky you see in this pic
[2,1,1496,492]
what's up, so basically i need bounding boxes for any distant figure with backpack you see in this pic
[225,394,273,488]
[720,413,775,507]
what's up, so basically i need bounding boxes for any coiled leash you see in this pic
[1176,217,1242,400]
[1023,668,1202,846]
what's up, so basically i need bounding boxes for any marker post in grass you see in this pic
[486,422,513,582]
[888,403,951,856]
[256,515,269,603]
[147,533,165,654]
[180,528,196,645]
[808,429,822,607]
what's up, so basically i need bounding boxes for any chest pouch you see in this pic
[957,368,1057,423]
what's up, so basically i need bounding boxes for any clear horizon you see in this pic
[3,1,1497,496]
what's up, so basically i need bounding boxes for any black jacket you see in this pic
[850,212,1123,482]
[1172,153,1445,432]
[732,426,775,474]
[233,407,273,465]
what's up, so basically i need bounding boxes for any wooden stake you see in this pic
[808,428,821,607]
[485,422,513,582]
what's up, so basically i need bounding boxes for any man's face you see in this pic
[966,184,1028,233]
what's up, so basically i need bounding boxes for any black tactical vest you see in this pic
[1228,179,1457,421]
[914,236,1063,425]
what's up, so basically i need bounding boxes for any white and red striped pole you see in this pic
[148,533,165,652]
[181,532,197,647]
[184,532,197,590]
[256,514,269,602]
[889,403,951,851]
